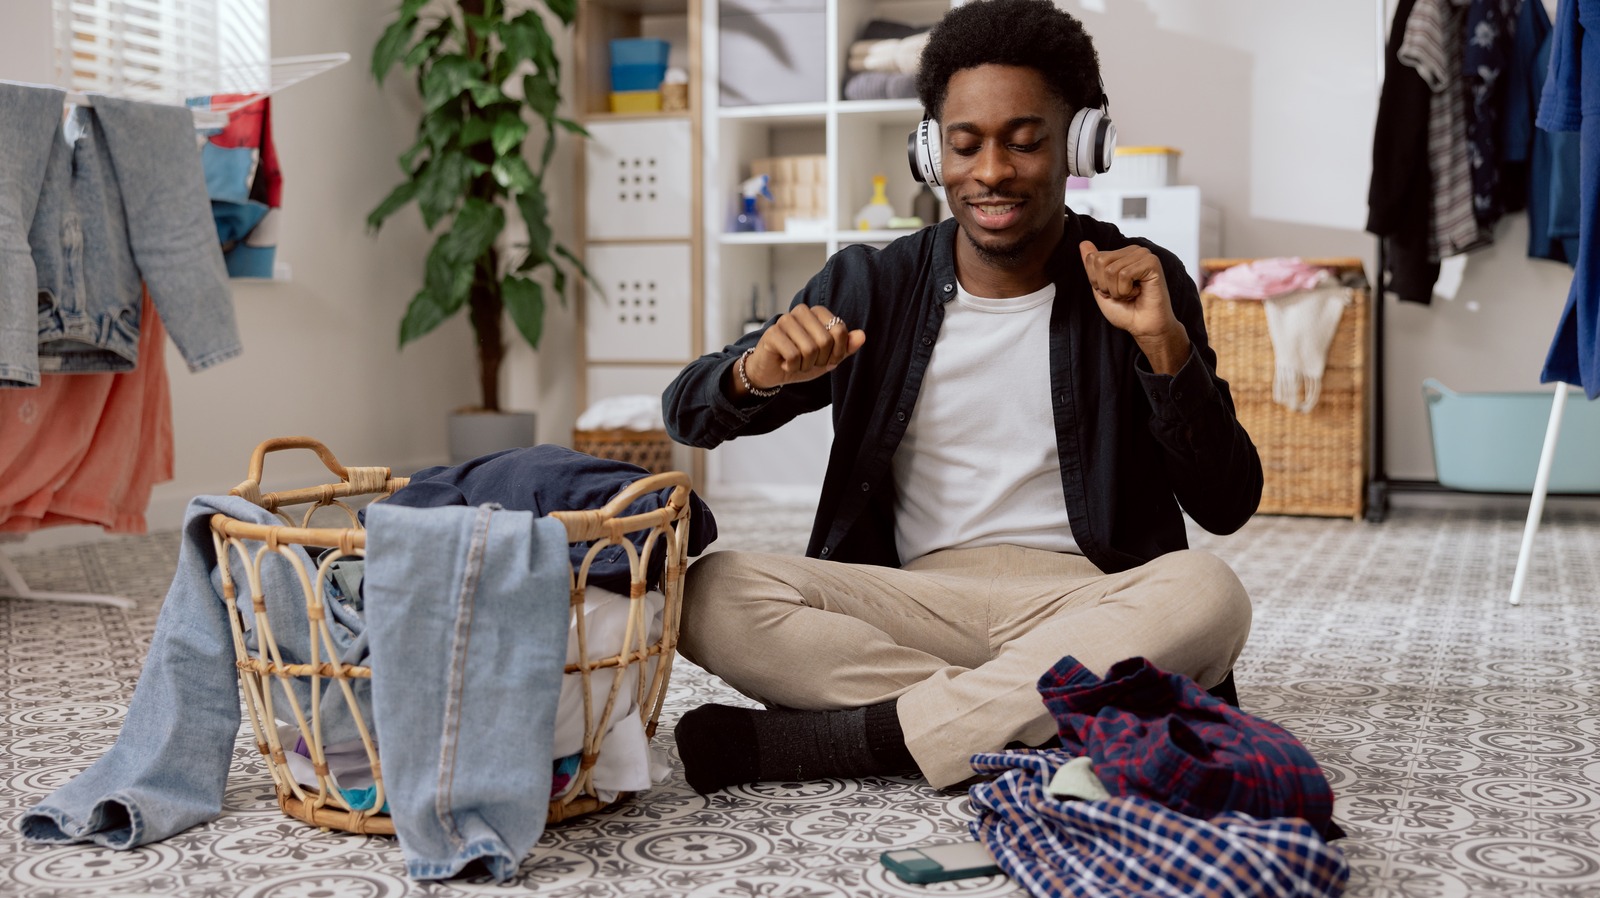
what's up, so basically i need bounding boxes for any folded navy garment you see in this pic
[1032,655,1338,840]
[370,444,716,594]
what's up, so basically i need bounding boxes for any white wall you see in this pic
[1068,0,1576,481]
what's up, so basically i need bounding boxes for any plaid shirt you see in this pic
[1034,656,1337,838]
[967,756,1348,898]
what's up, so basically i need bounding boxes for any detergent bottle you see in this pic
[733,174,772,232]
[855,174,895,230]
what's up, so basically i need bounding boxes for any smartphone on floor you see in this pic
[880,840,1003,884]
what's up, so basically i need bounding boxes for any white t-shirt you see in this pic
[891,280,1080,564]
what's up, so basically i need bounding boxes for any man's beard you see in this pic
[962,226,1034,266]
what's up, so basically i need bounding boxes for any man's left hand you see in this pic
[1079,240,1191,375]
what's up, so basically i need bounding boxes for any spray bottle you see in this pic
[733,174,772,232]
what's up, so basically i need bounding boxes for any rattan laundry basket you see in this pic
[1199,258,1370,520]
[208,437,691,835]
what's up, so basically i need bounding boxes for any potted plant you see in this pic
[367,0,590,462]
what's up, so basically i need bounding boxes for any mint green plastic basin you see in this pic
[1423,378,1600,494]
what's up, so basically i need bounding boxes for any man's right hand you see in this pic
[731,304,867,399]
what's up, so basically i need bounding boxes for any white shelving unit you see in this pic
[699,0,949,499]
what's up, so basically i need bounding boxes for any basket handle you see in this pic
[231,437,395,506]
[548,471,694,542]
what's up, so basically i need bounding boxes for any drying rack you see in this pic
[1,52,349,609]
[63,52,350,127]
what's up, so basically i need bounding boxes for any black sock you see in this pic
[674,700,917,794]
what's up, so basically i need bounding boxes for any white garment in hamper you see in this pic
[278,586,669,803]
[1262,286,1353,413]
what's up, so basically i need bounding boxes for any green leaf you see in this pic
[402,26,445,70]
[459,115,493,147]
[499,12,544,66]
[491,111,529,156]
[398,137,430,173]
[422,55,485,111]
[515,187,553,260]
[468,80,508,107]
[502,275,546,348]
[441,198,505,264]
[422,106,462,150]
[545,0,577,27]
[555,117,588,138]
[462,13,499,37]
[492,155,537,193]
[415,150,472,229]
[555,243,598,293]
[522,72,559,122]
[366,179,418,232]
[399,287,451,347]
[371,12,418,85]
[424,239,474,309]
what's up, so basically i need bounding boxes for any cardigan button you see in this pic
[861,482,871,491]
[820,547,830,557]
[896,410,906,421]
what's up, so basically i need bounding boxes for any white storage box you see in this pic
[1092,146,1181,191]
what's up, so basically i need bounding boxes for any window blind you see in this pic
[54,0,270,102]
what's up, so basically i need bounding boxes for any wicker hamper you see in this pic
[1198,258,1369,520]
[573,427,675,474]
[209,437,691,834]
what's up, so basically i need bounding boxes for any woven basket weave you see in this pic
[208,437,691,834]
[573,428,675,475]
[1199,258,1369,520]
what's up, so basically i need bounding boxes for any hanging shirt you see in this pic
[1537,0,1600,397]
[1401,0,1493,260]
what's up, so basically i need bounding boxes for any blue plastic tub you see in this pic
[1423,378,1600,493]
[610,38,670,66]
[611,63,667,92]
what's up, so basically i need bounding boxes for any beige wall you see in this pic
[3,0,1580,551]
[1072,0,1576,482]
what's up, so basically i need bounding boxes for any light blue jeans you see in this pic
[363,503,570,882]
[19,495,358,848]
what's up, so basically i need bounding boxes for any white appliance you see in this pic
[1068,185,1221,289]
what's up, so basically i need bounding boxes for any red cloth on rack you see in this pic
[0,289,174,534]
[207,94,281,207]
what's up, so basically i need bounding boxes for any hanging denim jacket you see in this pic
[0,82,240,389]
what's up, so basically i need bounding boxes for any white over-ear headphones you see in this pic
[906,93,1117,190]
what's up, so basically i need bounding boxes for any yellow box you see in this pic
[609,90,663,113]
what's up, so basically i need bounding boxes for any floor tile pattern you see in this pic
[3,499,1600,897]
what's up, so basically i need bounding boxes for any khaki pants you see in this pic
[677,545,1252,788]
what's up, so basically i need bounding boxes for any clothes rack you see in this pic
[0,540,133,609]
[1,53,349,611]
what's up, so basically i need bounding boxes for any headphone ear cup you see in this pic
[1067,106,1116,178]
[906,118,944,187]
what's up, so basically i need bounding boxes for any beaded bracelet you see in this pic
[737,348,782,398]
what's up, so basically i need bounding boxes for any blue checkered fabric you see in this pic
[968,752,1349,898]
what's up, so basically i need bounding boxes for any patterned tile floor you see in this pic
[3,497,1600,897]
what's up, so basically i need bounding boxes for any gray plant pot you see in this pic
[447,410,537,465]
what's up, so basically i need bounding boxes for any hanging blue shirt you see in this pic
[1537,0,1600,397]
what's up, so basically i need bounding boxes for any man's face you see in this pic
[940,64,1071,265]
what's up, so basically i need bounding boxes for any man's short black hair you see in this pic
[915,0,1103,122]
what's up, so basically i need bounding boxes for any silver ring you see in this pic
[824,316,843,331]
